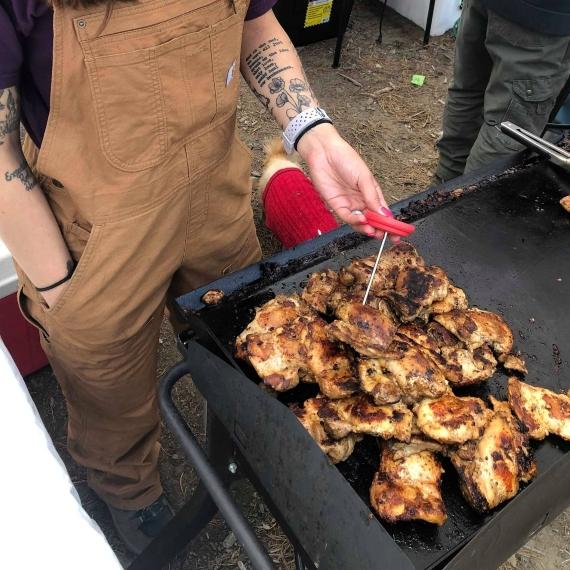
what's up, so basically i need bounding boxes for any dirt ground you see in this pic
[24,2,569,569]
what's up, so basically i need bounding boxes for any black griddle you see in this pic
[132,153,570,570]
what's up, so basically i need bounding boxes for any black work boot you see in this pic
[108,495,174,554]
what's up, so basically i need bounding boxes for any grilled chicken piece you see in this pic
[430,283,468,315]
[317,395,413,441]
[508,377,570,441]
[246,319,310,392]
[292,398,360,464]
[371,338,450,405]
[382,265,449,322]
[397,323,441,355]
[328,282,388,312]
[305,318,359,399]
[449,397,536,513]
[301,269,341,314]
[370,441,447,526]
[357,358,403,404]
[498,353,528,375]
[434,308,514,355]
[328,301,397,357]
[339,242,425,292]
[235,294,313,359]
[398,321,496,386]
[245,315,359,397]
[440,345,497,386]
[415,395,492,444]
[427,321,464,349]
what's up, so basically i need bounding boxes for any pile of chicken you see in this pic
[235,243,570,526]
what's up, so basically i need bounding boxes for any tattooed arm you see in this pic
[241,11,390,238]
[0,86,72,306]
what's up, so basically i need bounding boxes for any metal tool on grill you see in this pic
[501,121,570,170]
[360,211,415,304]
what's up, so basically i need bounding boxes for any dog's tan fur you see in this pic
[256,138,303,199]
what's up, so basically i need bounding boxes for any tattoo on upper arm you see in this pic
[0,87,35,191]
[245,38,316,120]
[5,160,35,191]
[0,88,19,145]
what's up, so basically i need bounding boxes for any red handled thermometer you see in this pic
[360,210,415,304]
[363,210,415,237]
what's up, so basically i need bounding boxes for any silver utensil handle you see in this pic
[500,121,570,169]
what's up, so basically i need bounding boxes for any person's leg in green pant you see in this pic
[436,0,492,182]
[436,0,570,182]
[464,11,570,174]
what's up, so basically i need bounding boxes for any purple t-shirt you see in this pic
[0,0,277,147]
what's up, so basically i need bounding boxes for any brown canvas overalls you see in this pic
[16,0,260,509]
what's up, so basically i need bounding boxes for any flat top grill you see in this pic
[175,156,570,569]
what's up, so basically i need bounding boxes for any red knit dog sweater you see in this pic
[262,168,339,249]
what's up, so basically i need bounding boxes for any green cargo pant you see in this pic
[436,0,570,182]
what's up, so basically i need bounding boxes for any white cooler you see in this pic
[0,238,48,375]
[388,0,461,36]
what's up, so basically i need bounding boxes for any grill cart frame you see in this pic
[130,149,570,570]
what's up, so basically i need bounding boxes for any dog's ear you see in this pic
[257,137,302,201]
[263,137,290,165]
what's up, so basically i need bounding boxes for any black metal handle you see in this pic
[159,360,274,570]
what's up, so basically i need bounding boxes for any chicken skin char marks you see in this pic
[327,301,397,358]
[339,241,425,292]
[305,318,360,399]
[370,440,447,526]
[382,265,450,323]
[394,321,496,386]
[498,353,528,375]
[440,345,497,386]
[430,283,469,315]
[301,269,342,314]
[449,397,536,513]
[358,334,450,406]
[434,308,514,355]
[357,358,403,405]
[291,398,360,464]
[302,269,387,314]
[508,377,570,441]
[316,394,413,442]
[235,294,314,359]
[236,296,359,398]
[414,394,492,444]
[246,316,359,398]
[245,318,310,392]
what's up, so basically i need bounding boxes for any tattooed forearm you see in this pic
[245,38,292,88]
[244,38,317,121]
[245,76,270,109]
[0,88,19,145]
[5,161,35,191]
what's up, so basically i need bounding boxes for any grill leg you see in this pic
[377,0,388,44]
[423,0,436,45]
[333,0,355,68]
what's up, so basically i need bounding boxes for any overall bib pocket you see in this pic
[75,0,241,172]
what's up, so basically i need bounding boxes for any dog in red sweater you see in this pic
[257,138,339,249]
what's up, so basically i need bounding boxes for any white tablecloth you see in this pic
[0,339,122,569]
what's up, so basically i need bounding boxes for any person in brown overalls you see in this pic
[0,0,390,552]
